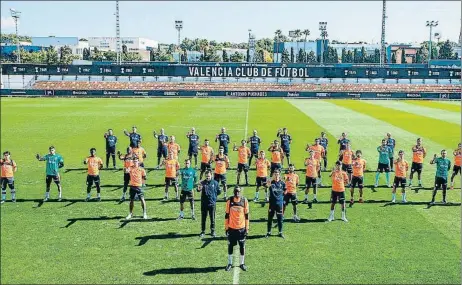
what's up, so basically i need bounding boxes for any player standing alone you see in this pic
[177,159,197,220]
[391,150,409,203]
[186,128,200,168]
[224,186,249,272]
[430,150,451,205]
[408,138,427,188]
[36,146,64,202]
[450,143,461,190]
[328,161,349,222]
[233,140,251,186]
[83,148,103,202]
[104,129,117,169]
[1,151,17,203]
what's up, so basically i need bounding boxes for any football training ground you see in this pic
[1,98,460,284]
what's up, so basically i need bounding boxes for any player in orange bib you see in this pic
[450,143,461,189]
[199,139,214,180]
[392,150,409,203]
[409,138,426,188]
[213,146,230,200]
[125,156,148,220]
[349,150,367,207]
[268,140,285,176]
[339,143,354,186]
[283,164,300,222]
[83,148,103,201]
[328,161,349,222]
[167,136,181,161]
[132,145,147,168]
[118,147,134,201]
[307,138,325,187]
[160,151,180,201]
[233,140,251,186]
[304,150,320,206]
[1,151,18,203]
[254,150,271,202]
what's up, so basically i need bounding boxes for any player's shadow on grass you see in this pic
[199,234,266,249]
[118,217,177,228]
[249,217,326,224]
[381,201,435,207]
[135,232,198,246]
[425,202,461,209]
[143,266,223,276]
[62,216,124,228]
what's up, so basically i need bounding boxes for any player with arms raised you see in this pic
[104,129,117,169]
[36,146,64,202]
[450,143,461,190]
[124,126,142,148]
[83,148,103,202]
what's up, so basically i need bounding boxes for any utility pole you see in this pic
[10,9,21,64]
[426,20,438,67]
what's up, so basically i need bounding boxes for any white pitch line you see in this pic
[232,98,250,285]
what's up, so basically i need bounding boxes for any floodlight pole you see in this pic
[10,9,21,64]
[426,20,438,67]
[319,22,327,66]
[175,20,183,64]
[115,1,121,64]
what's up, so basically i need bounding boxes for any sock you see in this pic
[180,210,184,217]
[255,192,259,199]
[330,210,334,217]
[228,254,233,265]
[11,191,16,200]
[385,173,390,185]
[451,181,454,186]
[265,191,268,199]
[375,173,380,185]
[418,179,422,185]
[87,193,91,198]
[402,192,406,200]
[392,193,396,201]
[45,192,50,198]
[143,209,147,215]
[304,194,308,200]
[97,193,101,198]
[58,192,62,199]
[191,209,194,216]
[313,194,317,199]
[1,192,5,201]
[341,210,346,218]
[165,192,169,199]
[240,255,245,265]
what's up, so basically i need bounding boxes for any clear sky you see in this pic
[1,1,460,44]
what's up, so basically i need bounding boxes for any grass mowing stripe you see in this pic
[332,100,460,149]
[286,99,460,248]
[363,100,460,125]
[403,100,461,113]
[438,100,462,106]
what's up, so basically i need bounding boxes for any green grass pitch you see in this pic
[1,98,460,284]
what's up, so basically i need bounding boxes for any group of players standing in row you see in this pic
[1,126,461,272]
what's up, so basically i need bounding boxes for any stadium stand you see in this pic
[32,81,461,93]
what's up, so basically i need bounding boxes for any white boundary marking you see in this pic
[232,98,250,285]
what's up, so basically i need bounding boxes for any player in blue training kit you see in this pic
[215,127,231,155]
[430,150,451,204]
[386,133,396,171]
[104,129,118,169]
[186,127,200,168]
[266,170,286,239]
[319,132,329,171]
[276,127,292,165]
[374,139,393,188]
[337,132,350,153]
[36,146,64,202]
[124,126,142,148]
[154,128,169,168]
[248,130,262,167]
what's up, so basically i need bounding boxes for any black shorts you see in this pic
[237,163,249,173]
[1,177,14,189]
[342,164,353,174]
[46,175,60,185]
[351,176,364,188]
[86,175,100,185]
[284,193,298,205]
[165,177,178,186]
[411,162,423,173]
[250,149,259,156]
[377,163,390,173]
[106,146,116,155]
[180,190,194,203]
[188,147,198,157]
[434,177,448,190]
[282,147,290,157]
[268,203,283,213]
[157,147,168,158]
[129,186,144,200]
[221,146,229,155]
[305,176,317,188]
[214,173,227,185]
[228,228,246,247]
[201,162,211,172]
[331,191,346,204]
[393,177,406,188]
[124,172,130,184]
[256,177,267,187]
[270,163,282,174]
[452,165,461,175]
[323,149,328,158]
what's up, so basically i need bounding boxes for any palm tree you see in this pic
[303,29,310,62]
[275,29,282,63]
[294,29,301,62]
